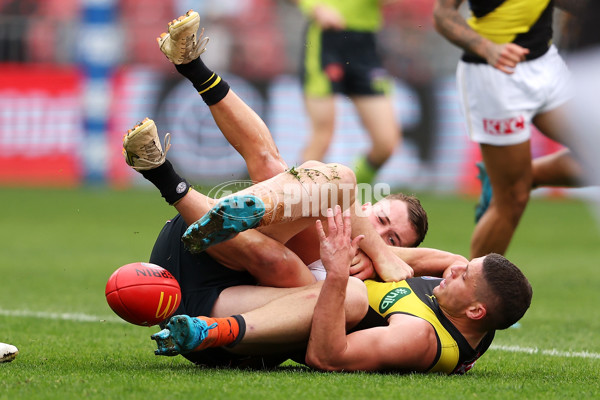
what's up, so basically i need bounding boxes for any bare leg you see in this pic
[210,284,317,317]
[532,148,583,188]
[214,161,356,232]
[470,141,532,258]
[302,96,336,162]
[166,187,314,287]
[352,95,401,168]
[471,105,586,257]
[151,277,368,356]
[160,11,287,183]
[250,161,357,235]
[531,105,585,188]
[208,90,288,182]
[183,161,357,251]
[228,277,368,355]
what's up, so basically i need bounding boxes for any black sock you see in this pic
[139,160,190,205]
[226,315,247,348]
[175,57,230,106]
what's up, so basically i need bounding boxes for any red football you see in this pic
[105,262,181,326]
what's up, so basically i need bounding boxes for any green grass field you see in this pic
[1,187,599,399]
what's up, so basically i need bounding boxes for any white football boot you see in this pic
[157,10,209,65]
[122,118,171,171]
[0,342,18,363]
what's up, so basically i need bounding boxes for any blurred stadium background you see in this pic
[0,0,582,196]
[2,3,599,395]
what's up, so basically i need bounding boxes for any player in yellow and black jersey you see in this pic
[462,0,554,63]
[121,7,533,375]
[354,277,494,374]
[151,207,532,375]
[434,1,588,261]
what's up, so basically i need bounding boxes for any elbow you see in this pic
[305,352,343,372]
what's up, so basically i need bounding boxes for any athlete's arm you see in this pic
[433,0,529,74]
[306,208,435,372]
[295,1,346,30]
[350,205,414,282]
[390,247,468,277]
[306,315,437,372]
[349,249,376,280]
[345,246,465,281]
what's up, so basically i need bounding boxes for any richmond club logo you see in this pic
[379,287,412,313]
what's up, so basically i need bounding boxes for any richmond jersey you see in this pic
[355,277,495,375]
[463,0,554,62]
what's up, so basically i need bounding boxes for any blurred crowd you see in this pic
[0,0,460,82]
[0,0,586,193]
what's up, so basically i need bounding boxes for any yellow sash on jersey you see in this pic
[364,280,460,374]
[467,0,551,44]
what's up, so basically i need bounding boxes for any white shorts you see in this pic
[308,259,326,281]
[456,45,573,146]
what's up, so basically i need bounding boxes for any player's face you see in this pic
[363,199,418,247]
[433,257,485,312]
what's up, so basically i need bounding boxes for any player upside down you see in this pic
[122,10,533,374]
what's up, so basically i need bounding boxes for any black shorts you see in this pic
[300,25,391,97]
[149,214,307,369]
[149,214,256,319]
[150,214,267,367]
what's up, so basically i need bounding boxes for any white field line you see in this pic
[490,344,600,360]
[1,308,599,360]
[0,308,125,324]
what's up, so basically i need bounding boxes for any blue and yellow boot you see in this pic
[151,315,216,356]
[182,194,265,253]
[474,162,492,223]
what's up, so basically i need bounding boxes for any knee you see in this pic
[299,160,325,169]
[328,163,357,207]
[494,183,531,220]
[372,143,396,161]
[327,163,357,187]
[251,151,287,180]
[299,161,356,188]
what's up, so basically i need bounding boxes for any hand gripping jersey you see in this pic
[359,277,495,375]
[463,0,554,63]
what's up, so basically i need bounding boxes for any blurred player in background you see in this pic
[433,0,588,258]
[295,0,401,185]
[564,1,600,202]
